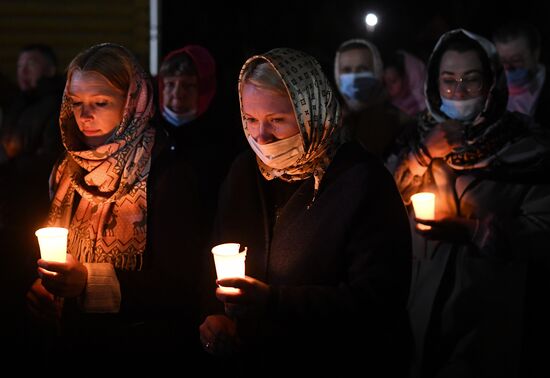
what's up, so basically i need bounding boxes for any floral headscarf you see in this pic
[238,48,342,201]
[48,43,155,270]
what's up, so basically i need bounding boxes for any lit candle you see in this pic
[211,243,247,293]
[410,192,435,230]
[35,227,68,263]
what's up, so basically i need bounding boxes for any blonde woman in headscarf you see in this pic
[199,48,412,375]
[25,43,206,362]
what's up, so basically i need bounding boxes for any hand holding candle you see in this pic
[211,243,247,294]
[35,227,68,263]
[410,192,435,230]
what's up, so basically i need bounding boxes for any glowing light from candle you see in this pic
[35,227,68,263]
[410,192,435,230]
[211,243,247,293]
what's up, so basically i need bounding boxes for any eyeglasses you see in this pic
[439,73,484,96]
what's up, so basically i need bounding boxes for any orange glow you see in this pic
[35,227,68,263]
[411,192,435,230]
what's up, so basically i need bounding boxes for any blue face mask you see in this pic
[339,71,380,103]
[440,96,485,122]
[505,68,531,87]
[162,106,197,127]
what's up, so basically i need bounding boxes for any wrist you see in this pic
[413,143,432,167]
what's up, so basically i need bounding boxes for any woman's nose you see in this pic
[80,104,93,120]
[453,83,469,99]
[256,121,275,145]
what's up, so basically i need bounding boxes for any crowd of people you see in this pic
[1,20,549,377]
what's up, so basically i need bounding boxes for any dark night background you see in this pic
[160,0,550,125]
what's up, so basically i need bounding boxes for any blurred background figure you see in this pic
[0,43,64,228]
[493,22,549,127]
[334,38,414,163]
[156,45,241,223]
[384,49,427,117]
[0,44,64,351]
[0,70,18,125]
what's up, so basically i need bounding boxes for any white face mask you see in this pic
[439,96,485,122]
[247,133,304,170]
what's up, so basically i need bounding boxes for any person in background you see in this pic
[199,48,412,376]
[0,44,65,231]
[0,44,65,351]
[24,43,207,365]
[0,44,64,164]
[156,45,244,222]
[393,29,550,378]
[334,39,414,164]
[384,49,427,117]
[493,22,549,127]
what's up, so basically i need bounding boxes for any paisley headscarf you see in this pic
[47,43,155,271]
[420,29,527,170]
[238,48,342,201]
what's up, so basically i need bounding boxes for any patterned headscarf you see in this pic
[47,43,155,271]
[238,48,342,201]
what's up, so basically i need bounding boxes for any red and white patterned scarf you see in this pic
[47,43,155,271]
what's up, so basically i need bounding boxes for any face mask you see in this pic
[440,96,485,122]
[505,68,531,87]
[247,133,304,170]
[162,106,197,127]
[339,71,380,103]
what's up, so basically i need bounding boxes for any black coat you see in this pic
[24,130,210,366]
[211,142,413,375]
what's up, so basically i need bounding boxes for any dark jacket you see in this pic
[29,130,209,365]
[211,142,412,375]
[0,75,64,232]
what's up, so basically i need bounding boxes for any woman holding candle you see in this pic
[392,29,550,378]
[24,43,206,362]
[199,48,412,375]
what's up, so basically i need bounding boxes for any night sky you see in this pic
[161,0,550,68]
[161,0,550,119]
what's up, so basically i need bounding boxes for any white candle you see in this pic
[211,243,247,293]
[35,227,68,263]
[410,192,435,230]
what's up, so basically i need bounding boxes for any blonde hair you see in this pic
[242,60,287,96]
[66,43,134,95]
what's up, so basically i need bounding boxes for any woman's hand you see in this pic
[199,314,239,355]
[26,278,61,323]
[215,276,271,320]
[423,120,463,158]
[416,216,478,243]
[38,254,88,298]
